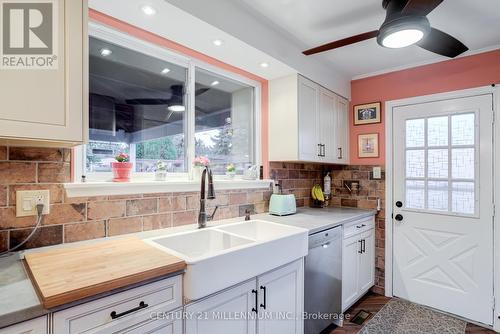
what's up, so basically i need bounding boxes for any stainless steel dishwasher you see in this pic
[304,226,342,334]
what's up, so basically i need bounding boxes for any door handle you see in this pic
[361,239,366,253]
[318,144,322,157]
[321,144,325,157]
[251,289,258,314]
[338,147,343,159]
[358,240,363,254]
[259,285,267,310]
[395,201,403,208]
[395,214,404,222]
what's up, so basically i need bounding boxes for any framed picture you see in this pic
[358,134,379,158]
[353,102,381,125]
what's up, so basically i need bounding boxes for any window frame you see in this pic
[75,23,262,182]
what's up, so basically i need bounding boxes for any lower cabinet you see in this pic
[0,316,48,334]
[53,275,182,334]
[342,219,375,312]
[185,259,304,334]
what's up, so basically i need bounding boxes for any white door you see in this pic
[185,280,257,334]
[341,235,360,311]
[336,97,349,164]
[298,76,320,161]
[257,260,304,334]
[358,229,375,293]
[319,87,337,163]
[393,94,494,325]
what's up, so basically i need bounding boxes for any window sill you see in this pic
[64,179,273,198]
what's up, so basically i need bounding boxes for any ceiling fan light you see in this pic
[377,16,430,49]
[382,29,424,48]
[167,105,186,112]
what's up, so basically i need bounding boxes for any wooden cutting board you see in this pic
[24,237,186,309]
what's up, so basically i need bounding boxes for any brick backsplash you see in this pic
[0,146,271,252]
[269,162,386,295]
[0,146,386,295]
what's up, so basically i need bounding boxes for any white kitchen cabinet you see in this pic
[53,275,182,334]
[0,316,47,334]
[0,0,88,147]
[185,279,257,334]
[342,218,375,312]
[269,74,349,164]
[185,259,304,334]
[257,259,304,334]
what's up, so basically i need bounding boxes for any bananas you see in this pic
[311,185,325,202]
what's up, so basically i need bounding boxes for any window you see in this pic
[194,68,255,175]
[404,113,477,215]
[81,31,259,181]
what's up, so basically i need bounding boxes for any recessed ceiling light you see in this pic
[212,39,223,46]
[167,105,186,112]
[100,48,112,57]
[260,62,269,68]
[161,68,170,74]
[141,5,156,16]
[210,80,220,86]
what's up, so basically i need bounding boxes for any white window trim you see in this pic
[73,23,263,188]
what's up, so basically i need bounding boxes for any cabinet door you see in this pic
[257,260,304,334]
[297,76,320,162]
[185,280,257,334]
[0,316,47,334]
[336,97,349,164]
[342,235,360,311]
[318,87,337,163]
[0,0,87,144]
[358,229,375,293]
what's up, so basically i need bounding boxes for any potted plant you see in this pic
[155,161,167,181]
[111,153,132,182]
[192,156,209,180]
[226,163,236,179]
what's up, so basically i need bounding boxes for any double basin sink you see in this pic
[145,220,308,300]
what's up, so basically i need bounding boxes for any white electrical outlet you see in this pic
[373,166,382,179]
[16,190,50,217]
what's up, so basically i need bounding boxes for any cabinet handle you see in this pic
[260,285,267,309]
[110,301,148,319]
[338,147,343,159]
[358,240,363,254]
[252,289,258,314]
[317,144,322,157]
[322,144,326,157]
[362,239,366,253]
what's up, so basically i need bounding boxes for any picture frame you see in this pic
[353,102,381,125]
[358,133,379,158]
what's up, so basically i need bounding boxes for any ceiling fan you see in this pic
[303,0,468,58]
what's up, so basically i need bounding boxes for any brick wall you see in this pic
[0,146,271,252]
[269,162,386,294]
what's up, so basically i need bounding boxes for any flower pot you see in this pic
[155,170,167,181]
[192,166,204,180]
[111,162,133,182]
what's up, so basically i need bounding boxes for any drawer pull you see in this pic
[356,224,366,229]
[110,301,149,319]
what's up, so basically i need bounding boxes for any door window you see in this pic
[404,113,477,215]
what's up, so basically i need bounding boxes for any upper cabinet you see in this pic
[0,0,88,147]
[269,74,349,164]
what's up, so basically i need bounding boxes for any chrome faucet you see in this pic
[198,166,218,228]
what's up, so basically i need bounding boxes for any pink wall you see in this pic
[349,49,500,165]
[88,10,270,177]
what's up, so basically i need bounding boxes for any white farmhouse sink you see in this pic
[145,220,308,300]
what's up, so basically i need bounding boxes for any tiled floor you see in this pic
[328,292,496,334]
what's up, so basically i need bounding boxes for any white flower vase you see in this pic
[155,170,167,181]
[192,166,204,180]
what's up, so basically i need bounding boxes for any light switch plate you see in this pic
[16,190,50,217]
[373,167,382,179]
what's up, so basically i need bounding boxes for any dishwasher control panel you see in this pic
[309,226,341,249]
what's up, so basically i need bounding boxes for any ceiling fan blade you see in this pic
[303,30,378,55]
[125,98,170,105]
[401,0,443,16]
[417,28,468,58]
